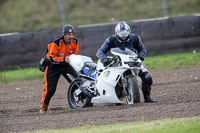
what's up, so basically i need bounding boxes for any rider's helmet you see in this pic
[115,21,131,39]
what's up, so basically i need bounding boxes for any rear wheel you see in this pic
[125,75,140,104]
[67,77,93,109]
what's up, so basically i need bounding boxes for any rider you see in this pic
[96,21,157,103]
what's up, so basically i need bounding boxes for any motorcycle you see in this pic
[68,47,145,109]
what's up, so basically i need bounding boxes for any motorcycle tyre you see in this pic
[126,75,140,104]
[67,77,93,109]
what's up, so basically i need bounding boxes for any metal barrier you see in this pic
[0,15,200,70]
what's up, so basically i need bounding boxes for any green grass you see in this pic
[144,52,200,70]
[0,52,199,84]
[0,67,43,84]
[27,116,200,133]
[0,0,200,33]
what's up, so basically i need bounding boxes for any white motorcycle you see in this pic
[68,48,145,109]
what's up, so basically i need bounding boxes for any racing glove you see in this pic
[138,55,144,61]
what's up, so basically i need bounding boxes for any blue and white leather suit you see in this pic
[96,33,153,94]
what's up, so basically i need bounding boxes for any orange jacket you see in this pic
[46,35,79,64]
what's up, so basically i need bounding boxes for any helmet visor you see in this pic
[118,30,130,38]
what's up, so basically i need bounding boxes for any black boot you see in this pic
[144,95,158,103]
[143,89,158,103]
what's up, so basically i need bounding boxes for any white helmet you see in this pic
[115,21,131,38]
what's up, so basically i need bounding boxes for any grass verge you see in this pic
[27,116,200,133]
[1,0,200,33]
[0,67,43,84]
[144,51,200,70]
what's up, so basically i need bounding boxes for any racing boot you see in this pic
[143,89,158,103]
[40,102,49,113]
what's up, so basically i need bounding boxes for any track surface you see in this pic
[1,68,200,132]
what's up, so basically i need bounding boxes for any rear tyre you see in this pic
[67,77,93,109]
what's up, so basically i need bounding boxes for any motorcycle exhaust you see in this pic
[66,74,75,82]
[80,87,94,99]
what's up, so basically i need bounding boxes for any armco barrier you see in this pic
[0,15,200,71]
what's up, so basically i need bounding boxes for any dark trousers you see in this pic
[41,63,78,104]
[138,70,153,96]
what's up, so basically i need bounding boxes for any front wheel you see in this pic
[125,75,140,104]
[67,77,93,109]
